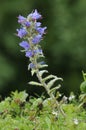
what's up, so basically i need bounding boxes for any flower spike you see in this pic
[16,9,65,117]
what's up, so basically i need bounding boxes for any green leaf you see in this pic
[43,75,56,82]
[29,81,43,86]
[80,81,86,93]
[38,54,45,58]
[38,64,48,69]
[31,69,37,76]
[39,70,48,77]
[47,77,62,88]
[11,91,28,102]
[28,65,31,70]
[79,93,86,102]
[49,85,61,94]
[82,71,86,81]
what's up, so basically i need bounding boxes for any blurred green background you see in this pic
[0,0,86,97]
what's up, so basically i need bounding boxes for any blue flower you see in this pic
[24,21,31,27]
[32,34,42,44]
[36,27,47,35]
[33,49,43,55]
[35,22,41,27]
[18,15,26,24]
[19,41,30,50]
[29,63,35,69]
[17,10,47,61]
[17,28,28,38]
[25,50,33,58]
[29,9,42,20]
[38,61,45,65]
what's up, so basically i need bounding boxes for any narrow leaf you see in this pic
[43,75,55,82]
[29,81,43,86]
[47,76,62,88]
[39,70,48,77]
[31,69,37,76]
[38,55,45,58]
[39,64,48,69]
[49,85,61,94]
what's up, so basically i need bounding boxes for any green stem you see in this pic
[29,40,65,117]
[36,69,66,117]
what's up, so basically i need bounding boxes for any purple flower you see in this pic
[33,49,43,55]
[29,9,42,20]
[25,50,33,58]
[24,21,31,27]
[38,61,45,65]
[35,22,41,27]
[32,34,42,44]
[36,27,47,35]
[29,63,35,69]
[17,28,28,38]
[19,41,30,50]
[18,15,26,24]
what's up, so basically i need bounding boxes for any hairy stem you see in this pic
[29,39,65,117]
[36,69,66,117]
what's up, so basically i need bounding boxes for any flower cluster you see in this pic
[17,9,47,69]
[16,10,65,117]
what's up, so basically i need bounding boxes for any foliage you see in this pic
[1,1,86,95]
[0,91,86,130]
[79,71,86,108]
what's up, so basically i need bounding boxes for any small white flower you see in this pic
[69,95,75,101]
[63,96,68,100]
[73,118,79,125]
[52,111,58,116]
[62,96,68,103]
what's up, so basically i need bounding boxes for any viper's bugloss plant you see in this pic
[0,9,86,130]
[16,9,65,116]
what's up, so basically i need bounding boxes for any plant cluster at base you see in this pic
[17,9,65,116]
[0,91,86,130]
